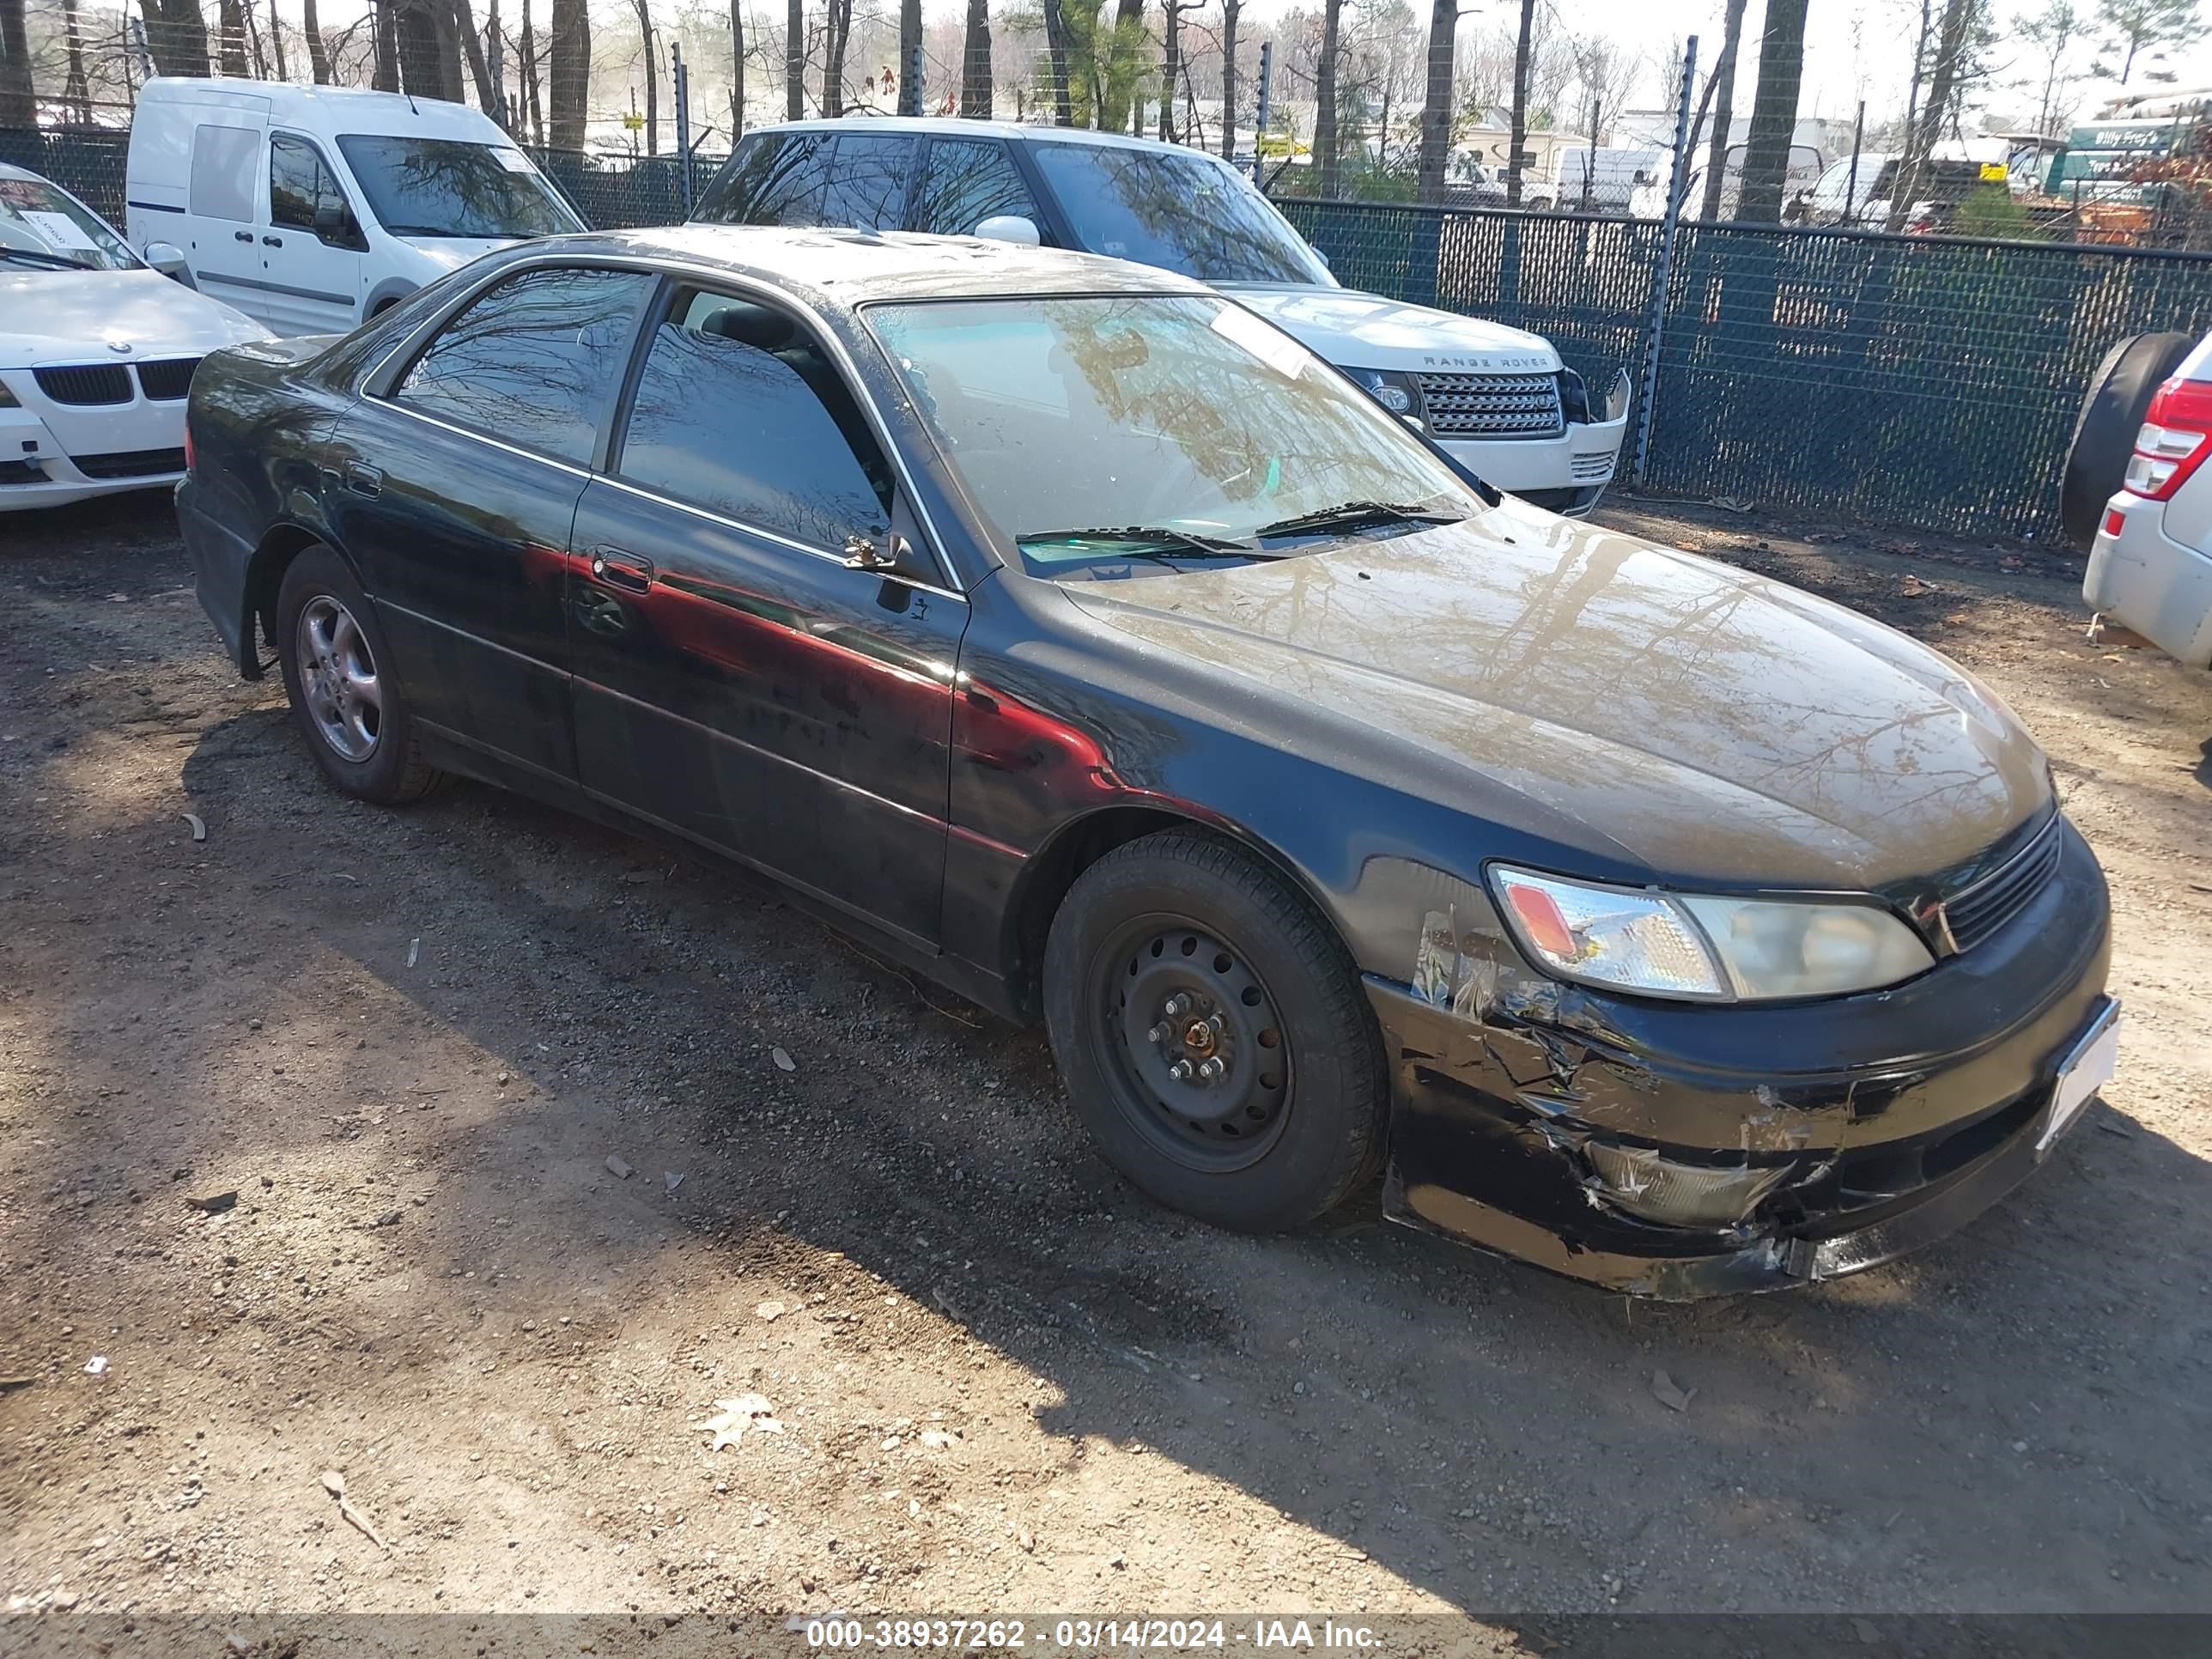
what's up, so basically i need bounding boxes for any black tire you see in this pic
[2061,331,2194,551]
[274,544,442,804]
[1042,829,1388,1231]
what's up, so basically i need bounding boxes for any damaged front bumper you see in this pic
[1368,818,2114,1298]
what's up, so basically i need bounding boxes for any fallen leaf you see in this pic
[179,811,206,842]
[692,1393,784,1451]
[604,1155,634,1180]
[755,1299,787,1322]
[1651,1369,1694,1412]
[771,1047,797,1073]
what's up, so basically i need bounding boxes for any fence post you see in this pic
[1632,33,1698,488]
[672,42,693,218]
[1252,42,1273,185]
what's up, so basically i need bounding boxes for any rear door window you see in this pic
[693,131,835,226]
[909,138,1037,236]
[820,134,919,231]
[392,265,656,465]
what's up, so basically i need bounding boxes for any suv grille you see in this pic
[34,364,134,405]
[1943,817,2061,951]
[135,358,201,401]
[1416,371,1565,438]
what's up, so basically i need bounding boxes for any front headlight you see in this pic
[1342,365,1424,419]
[1489,865,1936,1003]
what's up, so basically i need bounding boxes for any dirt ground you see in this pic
[3,489,2209,1647]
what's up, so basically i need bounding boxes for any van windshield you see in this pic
[334,136,581,239]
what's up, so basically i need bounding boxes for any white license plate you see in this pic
[2038,1000,2120,1155]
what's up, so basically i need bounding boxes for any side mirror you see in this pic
[143,242,193,286]
[973,214,1041,247]
[843,532,927,580]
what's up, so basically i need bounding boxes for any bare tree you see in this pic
[1735,0,1808,222]
[373,0,399,88]
[632,0,658,149]
[961,0,992,114]
[1416,0,1459,203]
[457,0,501,117]
[140,0,213,76]
[823,0,854,113]
[549,0,588,145]
[1888,0,1990,226]
[1505,0,1534,203]
[218,0,249,74]
[1698,0,1748,217]
[1315,0,1344,193]
[63,0,94,118]
[786,0,802,115]
[0,0,33,126]
[2019,0,2082,134]
[731,0,748,131]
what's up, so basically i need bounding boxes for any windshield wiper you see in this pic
[1253,500,1464,540]
[0,245,97,271]
[1016,525,1283,561]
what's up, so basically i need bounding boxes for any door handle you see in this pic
[344,461,384,496]
[591,547,655,592]
[233,229,254,242]
[262,234,283,246]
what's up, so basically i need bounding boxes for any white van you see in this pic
[125,78,583,336]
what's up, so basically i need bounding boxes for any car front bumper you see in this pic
[0,373,188,512]
[2084,489,2212,666]
[1436,409,1629,515]
[1367,817,2114,1297]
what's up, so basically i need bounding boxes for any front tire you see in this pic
[275,544,441,804]
[1042,830,1388,1231]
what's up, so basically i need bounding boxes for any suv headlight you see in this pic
[1343,366,1424,419]
[1489,865,1936,1003]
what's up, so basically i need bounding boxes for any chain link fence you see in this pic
[1281,197,2212,540]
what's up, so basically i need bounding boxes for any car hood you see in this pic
[1059,501,2050,889]
[1220,283,1561,374]
[394,234,527,272]
[0,268,272,367]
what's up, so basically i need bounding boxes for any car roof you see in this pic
[737,116,1238,163]
[529,222,1212,307]
[0,160,49,183]
[139,75,497,128]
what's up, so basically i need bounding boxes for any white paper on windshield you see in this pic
[20,210,100,252]
[1209,301,1310,381]
[491,148,533,173]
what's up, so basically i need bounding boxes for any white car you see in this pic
[691,119,1632,514]
[1,162,272,511]
[2083,331,2212,666]
[125,77,584,337]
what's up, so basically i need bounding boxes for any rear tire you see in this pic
[2061,331,2194,551]
[275,544,442,805]
[1042,830,1388,1231]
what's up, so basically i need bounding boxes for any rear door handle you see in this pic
[262,234,283,247]
[233,230,253,242]
[591,547,654,592]
[344,462,384,496]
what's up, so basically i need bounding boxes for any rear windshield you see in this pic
[334,136,581,239]
[0,174,138,270]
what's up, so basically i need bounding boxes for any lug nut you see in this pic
[1164,994,1189,1017]
[1197,1057,1226,1083]
[1168,1059,1194,1082]
[1147,1022,1170,1043]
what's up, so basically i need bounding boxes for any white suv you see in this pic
[690,120,1632,514]
[2084,332,2212,666]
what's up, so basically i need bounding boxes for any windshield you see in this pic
[866,295,1474,574]
[1030,145,1333,286]
[0,174,139,270]
[333,136,581,239]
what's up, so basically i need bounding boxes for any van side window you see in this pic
[393,266,656,465]
[269,134,362,249]
[190,125,263,222]
[910,139,1037,236]
[614,287,892,549]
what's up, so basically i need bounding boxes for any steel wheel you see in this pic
[1091,915,1292,1173]
[295,593,382,763]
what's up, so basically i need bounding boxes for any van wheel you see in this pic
[274,545,441,804]
[1042,830,1388,1231]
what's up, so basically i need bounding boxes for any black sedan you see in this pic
[177,227,2117,1297]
